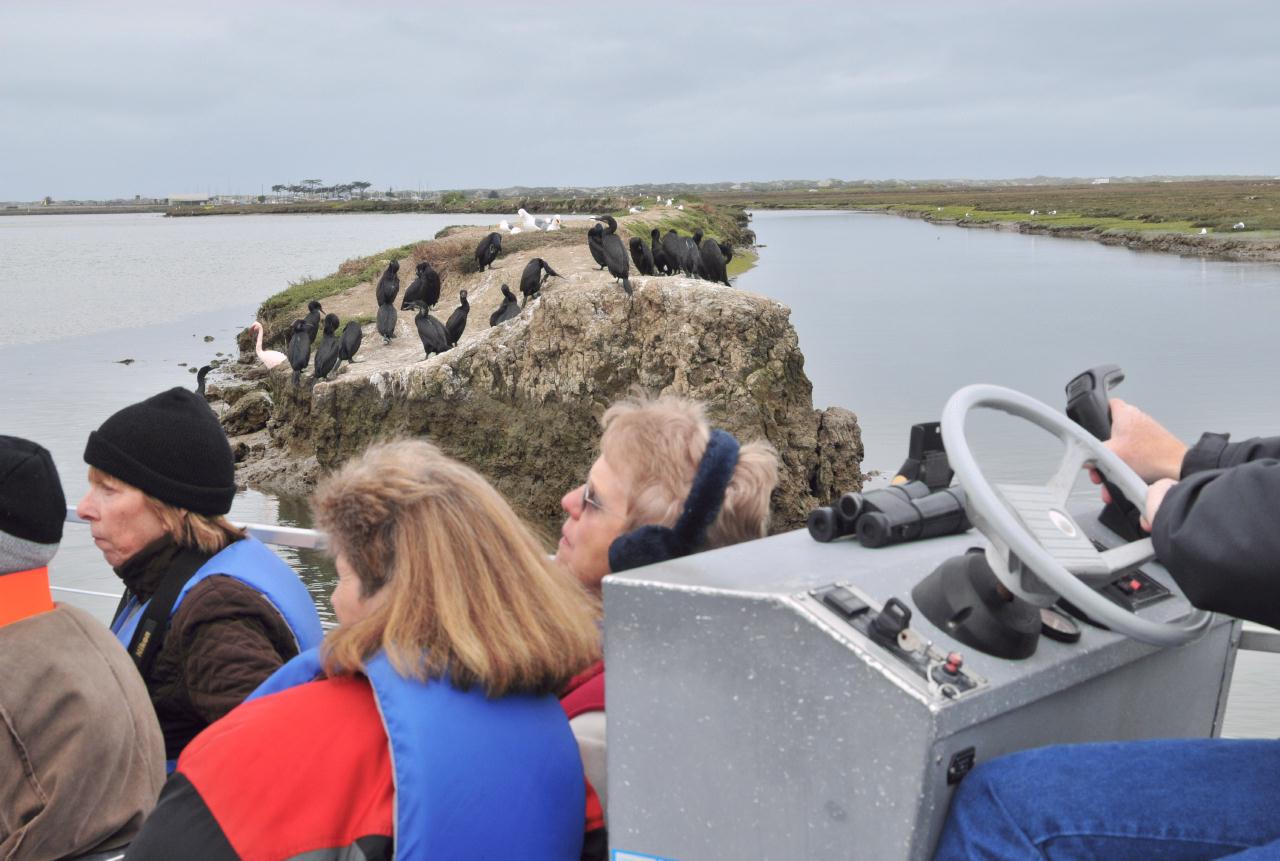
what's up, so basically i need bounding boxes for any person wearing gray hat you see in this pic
[76,388,323,768]
[0,434,166,860]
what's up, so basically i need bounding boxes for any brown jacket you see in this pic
[116,538,302,760]
[0,605,165,860]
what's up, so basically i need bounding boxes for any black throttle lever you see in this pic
[1064,364,1146,541]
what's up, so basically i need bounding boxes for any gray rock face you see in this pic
[221,390,273,436]
[231,277,862,534]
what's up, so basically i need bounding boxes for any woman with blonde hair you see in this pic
[556,390,780,859]
[77,387,322,768]
[128,439,602,861]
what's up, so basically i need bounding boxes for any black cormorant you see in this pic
[402,260,441,310]
[681,235,704,278]
[475,232,502,271]
[445,289,469,347]
[661,229,685,277]
[596,216,632,294]
[287,319,311,385]
[376,303,397,344]
[651,228,672,275]
[519,257,561,305]
[719,241,734,263]
[339,320,362,365]
[401,261,427,308]
[375,260,400,307]
[489,284,520,326]
[700,239,730,286]
[313,313,341,381]
[587,222,608,270]
[195,365,211,397]
[302,300,324,341]
[411,302,449,358]
[629,237,655,275]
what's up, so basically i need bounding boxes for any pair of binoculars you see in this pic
[807,480,971,548]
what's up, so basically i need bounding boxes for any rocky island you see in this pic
[208,205,863,536]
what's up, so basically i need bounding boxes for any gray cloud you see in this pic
[2,0,1277,199]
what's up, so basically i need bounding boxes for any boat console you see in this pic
[603,385,1240,861]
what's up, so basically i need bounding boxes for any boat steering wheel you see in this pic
[940,384,1211,646]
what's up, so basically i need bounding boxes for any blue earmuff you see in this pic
[608,429,741,573]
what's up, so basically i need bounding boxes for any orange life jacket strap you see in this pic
[0,567,55,627]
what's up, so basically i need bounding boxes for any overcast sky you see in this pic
[2,1,1277,200]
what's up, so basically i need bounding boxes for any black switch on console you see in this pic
[820,586,870,620]
[871,597,913,642]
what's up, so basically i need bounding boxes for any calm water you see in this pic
[2,209,1274,736]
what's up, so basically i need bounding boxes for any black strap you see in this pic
[122,548,210,681]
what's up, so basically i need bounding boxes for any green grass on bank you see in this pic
[260,241,420,316]
[704,180,1280,234]
[876,203,1203,234]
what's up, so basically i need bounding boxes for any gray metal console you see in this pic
[604,516,1238,861]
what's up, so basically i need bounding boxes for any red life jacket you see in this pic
[560,660,607,845]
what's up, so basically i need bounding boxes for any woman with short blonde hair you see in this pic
[129,439,601,860]
[556,390,780,860]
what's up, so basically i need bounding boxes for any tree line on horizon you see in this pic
[271,179,374,199]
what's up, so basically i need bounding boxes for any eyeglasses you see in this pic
[582,482,617,518]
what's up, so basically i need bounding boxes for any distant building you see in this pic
[167,193,212,204]
[1091,178,1110,185]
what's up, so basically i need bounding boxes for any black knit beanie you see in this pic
[84,387,236,515]
[0,436,66,575]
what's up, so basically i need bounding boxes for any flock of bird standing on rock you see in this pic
[252,209,735,386]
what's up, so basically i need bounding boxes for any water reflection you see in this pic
[271,492,336,624]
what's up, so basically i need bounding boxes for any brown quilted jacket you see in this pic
[115,538,302,761]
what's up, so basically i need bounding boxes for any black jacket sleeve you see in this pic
[1181,432,1280,476]
[1153,456,1280,629]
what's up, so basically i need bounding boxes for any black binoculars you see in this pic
[807,480,971,548]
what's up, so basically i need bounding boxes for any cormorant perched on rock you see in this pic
[444,289,469,347]
[375,260,400,307]
[402,261,426,307]
[719,241,733,263]
[651,228,672,275]
[287,319,311,385]
[629,236,655,275]
[681,235,704,278]
[402,260,441,310]
[339,320,362,365]
[587,222,608,270]
[376,303,397,344]
[250,321,287,369]
[596,217,632,295]
[302,300,324,341]
[313,313,341,381]
[474,232,502,271]
[195,365,211,397]
[692,228,704,249]
[410,302,449,358]
[489,284,520,326]
[700,239,730,286]
[661,229,685,277]
[519,257,560,306]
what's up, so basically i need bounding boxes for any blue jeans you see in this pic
[933,739,1280,860]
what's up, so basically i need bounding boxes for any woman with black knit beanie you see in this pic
[75,386,323,768]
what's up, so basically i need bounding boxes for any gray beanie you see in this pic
[0,436,65,575]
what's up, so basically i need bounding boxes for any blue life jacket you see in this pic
[251,647,586,860]
[111,536,323,656]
